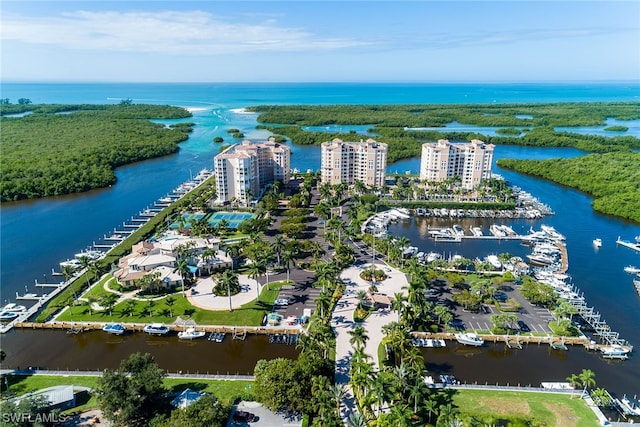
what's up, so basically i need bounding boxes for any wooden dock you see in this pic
[12,321,303,336]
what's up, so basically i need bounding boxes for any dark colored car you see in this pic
[448,319,465,330]
[517,320,530,332]
[233,410,256,423]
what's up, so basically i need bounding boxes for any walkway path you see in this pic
[330,262,409,421]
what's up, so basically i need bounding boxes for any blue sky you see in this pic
[1,1,638,82]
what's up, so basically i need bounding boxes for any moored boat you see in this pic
[593,238,602,248]
[178,327,206,340]
[455,332,484,347]
[0,311,19,321]
[143,323,171,335]
[1,303,27,313]
[103,323,126,335]
[624,265,640,274]
[600,344,631,359]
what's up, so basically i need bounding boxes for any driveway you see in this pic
[227,401,302,427]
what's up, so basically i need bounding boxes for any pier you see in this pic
[1,169,215,334]
[616,236,640,253]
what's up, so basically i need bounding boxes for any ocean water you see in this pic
[1,82,639,395]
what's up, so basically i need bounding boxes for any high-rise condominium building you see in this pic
[419,139,495,190]
[214,137,290,204]
[321,138,388,188]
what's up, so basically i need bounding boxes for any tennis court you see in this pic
[207,211,254,229]
[169,213,207,229]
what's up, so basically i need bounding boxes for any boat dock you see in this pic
[410,332,630,354]
[616,236,640,253]
[1,169,214,334]
[11,321,303,337]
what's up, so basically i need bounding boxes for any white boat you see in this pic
[600,344,630,359]
[102,323,126,335]
[59,259,82,270]
[143,323,171,335]
[0,311,19,321]
[540,225,566,241]
[1,303,27,313]
[592,238,602,248]
[75,249,103,261]
[624,265,640,274]
[485,255,502,269]
[452,224,465,237]
[527,253,556,266]
[426,252,441,263]
[178,327,206,340]
[619,396,640,416]
[455,332,484,347]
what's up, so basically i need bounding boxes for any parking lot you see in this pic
[430,280,555,334]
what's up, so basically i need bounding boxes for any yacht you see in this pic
[540,225,566,241]
[143,323,171,336]
[624,265,640,274]
[526,253,556,266]
[592,238,602,248]
[74,249,103,261]
[59,259,82,270]
[485,255,502,269]
[0,311,19,321]
[102,323,126,335]
[452,224,465,237]
[599,344,630,359]
[1,303,27,313]
[178,327,206,340]
[455,332,484,347]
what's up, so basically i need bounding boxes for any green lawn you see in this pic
[2,374,252,414]
[57,280,291,326]
[452,388,600,427]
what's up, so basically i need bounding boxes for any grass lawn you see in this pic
[452,388,600,427]
[56,280,290,326]
[2,374,252,414]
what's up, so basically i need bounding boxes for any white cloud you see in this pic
[0,10,371,54]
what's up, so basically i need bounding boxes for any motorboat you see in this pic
[102,323,126,335]
[59,259,82,270]
[600,344,630,359]
[0,311,19,321]
[540,225,565,241]
[592,238,602,248]
[624,265,640,274]
[75,249,103,261]
[2,303,27,313]
[178,327,206,340]
[485,255,502,269]
[143,323,171,335]
[455,332,484,347]
[526,253,556,266]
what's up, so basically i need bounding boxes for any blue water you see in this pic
[1,82,640,394]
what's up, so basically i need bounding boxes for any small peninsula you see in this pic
[0,103,193,202]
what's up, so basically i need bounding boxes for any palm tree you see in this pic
[165,295,176,318]
[434,305,450,325]
[247,261,264,300]
[316,292,332,318]
[346,411,366,427]
[146,299,156,318]
[578,368,596,397]
[174,259,191,295]
[224,244,241,270]
[200,248,217,275]
[437,403,459,427]
[348,325,369,350]
[331,383,346,414]
[219,270,239,311]
[123,299,136,317]
[355,290,369,310]
[281,250,295,284]
[423,396,438,425]
[100,294,118,317]
[60,265,76,285]
[272,235,285,267]
[78,255,93,292]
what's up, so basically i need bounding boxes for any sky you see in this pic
[1,1,639,83]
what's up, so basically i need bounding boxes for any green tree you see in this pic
[164,295,176,318]
[97,353,166,426]
[162,394,228,427]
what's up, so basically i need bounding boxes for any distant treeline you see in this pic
[497,152,640,223]
[1,104,193,202]
[251,102,640,163]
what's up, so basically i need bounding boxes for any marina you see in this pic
[0,169,213,334]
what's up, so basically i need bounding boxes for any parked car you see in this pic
[232,410,256,423]
[274,298,289,306]
[517,320,530,332]
[448,319,465,330]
